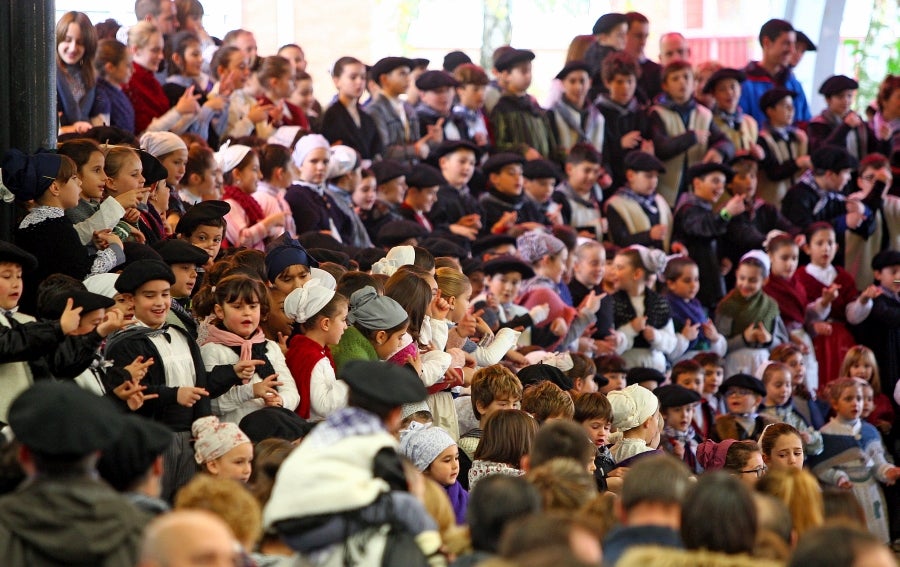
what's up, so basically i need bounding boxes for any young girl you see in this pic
[178,143,217,206]
[611,245,676,372]
[769,343,827,429]
[758,422,805,471]
[469,409,537,491]
[794,222,878,396]
[103,146,148,243]
[94,39,135,133]
[321,56,383,160]
[198,274,300,424]
[140,131,189,228]
[352,168,378,213]
[56,11,105,134]
[840,345,895,436]
[284,280,350,420]
[220,144,285,250]
[290,71,320,131]
[255,55,309,131]
[162,30,227,145]
[192,415,254,483]
[608,383,663,467]
[697,439,767,488]
[255,143,297,239]
[209,45,272,141]
[3,149,123,312]
[715,251,788,376]
[812,377,900,543]
[331,286,409,371]
[285,134,351,239]
[758,362,823,456]
[664,256,726,362]
[762,231,821,391]
[400,422,468,525]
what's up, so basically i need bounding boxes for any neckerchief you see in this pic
[223,184,264,226]
[714,105,744,130]
[617,187,658,216]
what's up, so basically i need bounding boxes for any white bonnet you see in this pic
[608,383,659,431]
[283,279,336,324]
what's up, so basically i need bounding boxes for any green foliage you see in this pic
[849,0,898,113]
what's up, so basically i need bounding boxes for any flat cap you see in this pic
[372,159,408,186]
[523,159,562,182]
[415,70,459,91]
[239,407,314,444]
[443,50,472,72]
[97,414,173,491]
[654,384,702,409]
[482,152,525,176]
[0,240,37,272]
[114,259,176,293]
[759,87,796,111]
[494,49,535,73]
[818,75,859,96]
[623,151,666,173]
[719,373,766,396]
[370,57,414,84]
[481,255,535,279]
[406,164,445,189]
[175,200,230,236]
[340,360,427,406]
[702,68,747,95]
[555,60,592,81]
[686,162,734,185]
[626,366,665,386]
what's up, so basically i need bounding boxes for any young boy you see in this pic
[550,61,605,153]
[478,152,528,235]
[655,384,703,473]
[705,67,764,158]
[604,150,672,250]
[519,159,570,228]
[361,159,407,243]
[757,88,812,207]
[649,60,734,208]
[452,63,491,150]
[757,362,824,456]
[428,140,484,241]
[672,162,746,309]
[595,353,628,394]
[458,364,523,463]
[399,163,444,233]
[174,200,230,266]
[573,391,617,491]
[366,57,443,165]
[595,52,652,190]
[858,250,900,401]
[520,380,575,424]
[568,241,622,353]
[670,359,716,441]
[152,239,209,339]
[104,260,250,501]
[712,373,778,441]
[415,70,467,142]
[693,351,725,414]
[808,75,888,159]
[556,143,608,238]
[471,255,543,346]
[489,48,560,162]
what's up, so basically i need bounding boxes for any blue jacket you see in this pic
[739,61,811,126]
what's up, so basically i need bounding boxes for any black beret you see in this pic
[295,232,342,254]
[340,360,427,406]
[654,384,702,409]
[592,12,628,35]
[626,367,665,386]
[728,153,761,167]
[482,152,526,176]
[415,70,459,91]
[623,151,666,173]
[1,149,63,202]
[138,149,169,187]
[308,248,351,269]
[114,259,176,293]
[372,159,408,185]
[472,234,517,257]
[461,256,484,275]
[354,247,388,272]
[818,75,859,96]
[265,241,319,283]
[523,159,562,182]
[239,406,314,444]
[810,145,858,172]
[719,373,766,396]
[433,139,482,162]
[96,414,173,491]
[494,49,535,73]
[419,237,467,260]
[517,363,574,391]
[443,50,472,72]
[9,381,125,457]
[872,249,900,271]
[0,240,37,272]
[370,56,414,84]
[555,60,592,81]
[43,290,115,320]
[686,162,734,185]
[796,30,816,51]
[116,241,164,271]
[406,164,445,189]
[175,200,230,236]
[152,239,209,266]
[481,255,535,278]
[701,68,747,94]
[759,88,796,111]
[376,220,429,248]
[410,57,430,70]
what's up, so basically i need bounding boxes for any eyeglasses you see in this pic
[859,174,876,183]
[741,465,768,478]
[726,388,755,397]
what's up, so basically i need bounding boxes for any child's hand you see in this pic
[649,224,667,241]
[621,130,642,149]
[124,355,154,383]
[95,308,132,338]
[837,477,852,489]
[694,129,710,145]
[743,323,758,344]
[59,298,84,336]
[860,285,882,301]
[92,229,111,250]
[455,312,478,338]
[529,303,550,325]
[886,467,900,484]
[124,207,142,222]
[406,352,423,376]
[813,321,833,337]
[843,111,862,128]
[98,231,123,249]
[594,332,619,355]
[799,430,812,444]
[267,102,284,124]
[550,317,568,337]
[264,211,287,229]
[795,155,812,170]
[277,332,289,354]
[234,359,266,383]
[642,326,656,342]
[723,194,747,217]
[114,188,140,210]
[756,322,772,344]
[248,102,274,124]
[702,149,722,163]
[114,379,157,411]
[640,138,655,155]
[789,334,810,354]
[821,284,840,306]
[578,290,603,316]
[846,210,865,230]
[681,318,700,340]
[448,223,478,240]
[701,319,719,342]
[252,373,283,399]
[176,386,209,407]
[630,316,647,333]
[750,143,766,161]
[523,147,543,161]
[671,439,685,459]
[473,132,488,146]
[491,211,518,234]
[457,213,483,230]
[175,85,201,115]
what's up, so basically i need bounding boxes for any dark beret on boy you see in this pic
[654,384,702,409]
[483,152,525,176]
[818,75,859,97]
[308,248,351,269]
[43,290,115,320]
[415,70,459,91]
[624,151,666,173]
[370,56,414,84]
[152,239,209,266]
[872,249,900,271]
[410,57,430,70]
[115,259,176,293]
[517,363,574,391]
[523,159,563,182]
[592,13,628,35]
[443,50,472,72]
[626,367,665,386]
[686,162,734,185]
[810,145,858,172]
[138,149,169,187]
[355,247,387,272]
[759,87,796,111]
[406,164,445,189]
[433,140,482,162]
[719,373,766,396]
[0,240,38,271]
[796,30,817,51]
[372,160,408,186]
[555,60,592,81]
[472,234,517,257]
[340,360,427,406]
[376,220,429,248]
[239,406,313,444]
[419,237,467,260]
[701,68,747,94]
[481,255,535,279]
[175,200,230,236]
[97,414,173,491]
[494,49,535,73]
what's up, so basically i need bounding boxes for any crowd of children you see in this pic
[0,3,898,566]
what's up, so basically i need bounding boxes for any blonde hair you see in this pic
[103,146,140,179]
[527,458,597,512]
[839,345,882,394]
[127,20,161,50]
[173,474,262,549]
[435,267,471,300]
[756,467,824,536]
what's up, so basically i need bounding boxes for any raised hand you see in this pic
[176,386,209,407]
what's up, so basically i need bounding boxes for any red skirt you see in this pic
[814,321,856,398]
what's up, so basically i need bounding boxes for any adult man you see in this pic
[658,32,691,66]
[625,12,662,102]
[138,510,239,567]
[739,19,812,126]
[135,0,178,35]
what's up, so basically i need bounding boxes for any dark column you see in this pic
[0,0,56,241]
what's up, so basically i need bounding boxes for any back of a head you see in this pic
[756,466,824,536]
[530,419,594,469]
[174,474,262,550]
[788,523,890,567]
[498,512,573,560]
[140,509,237,566]
[681,471,757,555]
[527,458,597,512]
[752,492,793,547]
[621,454,691,512]
[468,474,542,553]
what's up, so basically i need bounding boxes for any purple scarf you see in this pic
[445,481,469,525]
[666,293,710,351]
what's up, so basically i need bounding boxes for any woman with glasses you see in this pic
[698,437,768,487]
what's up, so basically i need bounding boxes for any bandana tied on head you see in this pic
[284,280,336,324]
[399,421,456,472]
[192,416,251,464]
[267,126,302,149]
[291,134,331,170]
[140,131,187,158]
[1,149,63,202]
[347,286,407,330]
[326,145,359,180]
[371,245,415,276]
[83,273,120,299]
[626,245,668,277]
[608,383,659,431]
[696,439,737,471]
[740,249,771,277]
[214,140,252,174]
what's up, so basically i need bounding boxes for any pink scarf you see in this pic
[202,324,267,360]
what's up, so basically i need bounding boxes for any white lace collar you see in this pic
[19,206,64,229]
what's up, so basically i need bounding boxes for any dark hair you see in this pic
[165,30,201,76]
[260,144,292,181]
[174,0,204,29]
[876,75,900,112]
[58,138,103,171]
[858,152,889,173]
[337,271,382,298]
[474,409,537,468]
[566,142,601,165]
[210,45,242,81]
[551,225,577,252]
[758,422,802,459]
[454,63,489,86]
[759,19,794,46]
[662,59,693,83]
[184,143,215,184]
[821,489,866,524]
[723,440,761,473]
[211,275,270,322]
[621,454,692,510]
[530,421,595,468]
[804,221,834,244]
[671,359,702,384]
[412,246,435,272]
[573,392,613,422]
[192,258,237,317]
[56,12,98,89]
[565,353,596,384]
[468,474,541,553]
[601,51,641,83]
[594,353,627,374]
[247,438,293,506]
[227,249,268,283]
[681,471,757,554]
[55,154,78,187]
[257,55,292,87]
[36,274,86,319]
[662,256,697,283]
[223,147,258,185]
[384,269,430,344]
[298,292,348,334]
[625,11,649,25]
[331,56,364,78]
[94,39,129,79]
[788,524,885,567]
[764,231,797,255]
[693,351,724,368]
[737,255,768,278]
